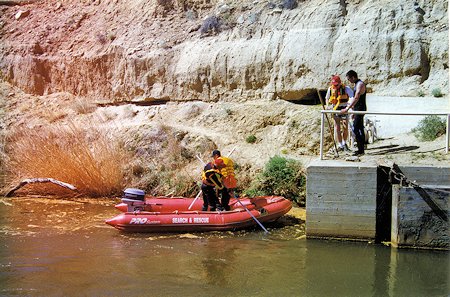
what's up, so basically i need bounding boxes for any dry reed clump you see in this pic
[71,97,96,115]
[5,123,130,197]
[123,124,204,197]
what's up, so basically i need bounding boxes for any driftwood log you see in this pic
[5,178,77,197]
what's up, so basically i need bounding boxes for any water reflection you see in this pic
[201,239,240,287]
[0,197,448,297]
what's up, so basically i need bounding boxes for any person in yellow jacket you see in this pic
[201,161,225,211]
[212,149,236,211]
[325,75,354,152]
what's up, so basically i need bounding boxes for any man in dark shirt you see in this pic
[342,70,367,156]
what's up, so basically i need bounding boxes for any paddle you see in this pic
[187,190,203,210]
[234,194,269,233]
[317,89,339,157]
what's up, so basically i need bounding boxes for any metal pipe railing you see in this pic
[319,110,450,160]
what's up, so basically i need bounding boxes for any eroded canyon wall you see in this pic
[0,0,448,102]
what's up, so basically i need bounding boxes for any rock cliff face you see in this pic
[0,0,448,103]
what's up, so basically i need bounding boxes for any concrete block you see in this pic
[306,161,378,240]
[391,185,449,249]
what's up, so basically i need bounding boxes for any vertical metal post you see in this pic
[320,112,325,160]
[446,114,449,154]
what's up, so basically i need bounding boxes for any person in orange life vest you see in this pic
[201,161,225,211]
[212,150,235,211]
[325,75,354,152]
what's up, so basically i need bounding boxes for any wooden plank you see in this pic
[391,185,399,246]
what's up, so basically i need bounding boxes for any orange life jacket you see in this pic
[328,85,349,110]
[218,156,237,189]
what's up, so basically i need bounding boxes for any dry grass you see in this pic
[4,122,130,197]
[47,110,68,123]
[72,97,97,115]
[155,124,201,196]
[122,123,203,197]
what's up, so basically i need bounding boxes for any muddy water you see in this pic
[0,197,448,297]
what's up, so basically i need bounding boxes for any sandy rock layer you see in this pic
[0,0,447,103]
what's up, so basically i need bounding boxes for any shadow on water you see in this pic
[0,197,448,297]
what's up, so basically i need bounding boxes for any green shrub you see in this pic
[244,155,306,205]
[246,135,257,143]
[417,90,425,97]
[431,88,443,97]
[412,115,446,141]
[244,188,267,198]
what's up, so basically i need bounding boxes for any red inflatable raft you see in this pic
[105,189,292,233]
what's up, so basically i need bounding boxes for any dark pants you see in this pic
[201,184,219,211]
[353,114,365,153]
[219,188,231,211]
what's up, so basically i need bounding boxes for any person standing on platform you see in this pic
[342,70,367,156]
[326,75,354,152]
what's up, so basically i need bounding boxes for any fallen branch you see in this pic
[5,178,77,197]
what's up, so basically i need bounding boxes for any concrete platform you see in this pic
[306,160,378,239]
[306,160,450,249]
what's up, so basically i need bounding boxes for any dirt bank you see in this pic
[1,79,448,196]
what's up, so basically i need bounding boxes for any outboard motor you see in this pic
[121,188,146,212]
[123,188,145,201]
